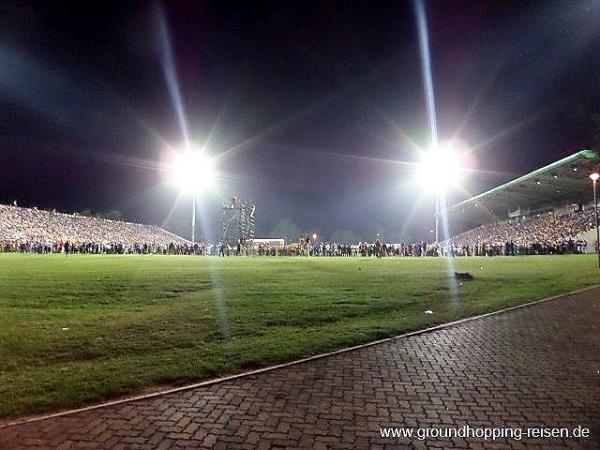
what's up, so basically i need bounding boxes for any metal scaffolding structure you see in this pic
[221,196,255,244]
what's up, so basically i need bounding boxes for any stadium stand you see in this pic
[446,209,592,256]
[2,150,598,257]
[0,204,198,254]
[444,149,600,255]
[447,150,599,225]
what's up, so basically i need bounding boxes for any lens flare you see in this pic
[414,0,437,148]
[156,4,189,145]
[418,142,467,192]
[170,151,216,193]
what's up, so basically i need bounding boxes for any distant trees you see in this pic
[76,209,123,221]
[269,218,300,243]
[97,210,123,221]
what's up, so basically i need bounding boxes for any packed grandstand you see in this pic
[1,150,599,257]
[445,209,591,256]
[438,149,599,255]
[0,201,594,256]
[0,204,196,254]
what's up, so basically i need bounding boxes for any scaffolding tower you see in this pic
[221,196,255,244]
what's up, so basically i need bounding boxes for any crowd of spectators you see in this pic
[444,208,594,256]
[252,240,436,257]
[1,203,596,257]
[0,204,202,255]
[250,209,596,257]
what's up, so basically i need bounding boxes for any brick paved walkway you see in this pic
[2,288,599,449]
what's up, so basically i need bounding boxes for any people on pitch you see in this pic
[0,203,593,257]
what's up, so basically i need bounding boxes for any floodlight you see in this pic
[589,173,600,181]
[170,150,215,192]
[417,141,466,191]
[167,146,217,243]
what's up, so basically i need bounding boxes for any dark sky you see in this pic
[1,0,599,241]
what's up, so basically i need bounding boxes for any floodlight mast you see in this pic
[419,141,464,244]
[435,192,440,243]
[191,193,196,243]
[169,148,216,243]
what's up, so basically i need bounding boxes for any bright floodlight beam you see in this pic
[417,143,465,191]
[170,151,216,193]
[417,141,466,243]
[170,150,216,243]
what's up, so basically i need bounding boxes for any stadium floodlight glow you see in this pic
[170,150,216,193]
[416,140,469,243]
[417,141,466,192]
[168,147,217,243]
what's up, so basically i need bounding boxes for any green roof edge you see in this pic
[448,149,599,212]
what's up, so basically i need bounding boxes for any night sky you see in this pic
[1,0,599,241]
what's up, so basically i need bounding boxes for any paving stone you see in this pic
[1,289,599,449]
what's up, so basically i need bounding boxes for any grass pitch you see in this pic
[1,254,599,419]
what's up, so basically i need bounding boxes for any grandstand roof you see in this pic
[448,149,600,225]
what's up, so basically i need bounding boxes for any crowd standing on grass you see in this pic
[0,203,595,257]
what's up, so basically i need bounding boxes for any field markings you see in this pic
[2,283,598,428]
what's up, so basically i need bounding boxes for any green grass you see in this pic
[1,254,599,419]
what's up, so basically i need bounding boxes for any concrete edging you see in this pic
[2,284,598,428]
